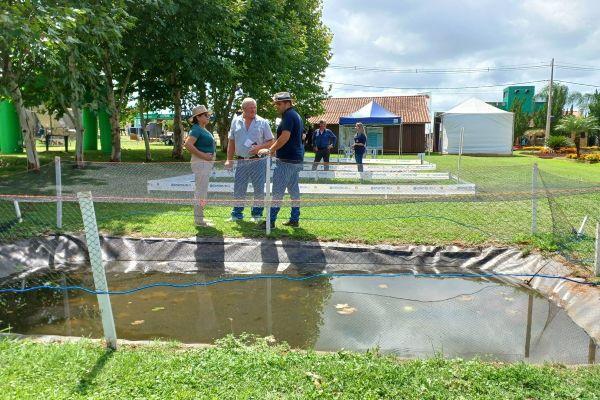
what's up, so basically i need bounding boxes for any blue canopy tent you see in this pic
[338,101,402,155]
[339,101,402,126]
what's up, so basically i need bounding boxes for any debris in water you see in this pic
[131,320,145,325]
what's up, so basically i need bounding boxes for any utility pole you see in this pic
[544,58,554,145]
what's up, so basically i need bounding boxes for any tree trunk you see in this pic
[211,85,237,152]
[172,86,184,159]
[103,51,121,162]
[138,85,152,162]
[66,107,84,168]
[5,58,39,170]
[217,117,229,153]
[574,131,580,158]
[67,53,84,167]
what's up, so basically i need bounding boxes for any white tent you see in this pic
[442,98,514,155]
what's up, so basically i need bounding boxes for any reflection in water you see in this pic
[0,271,598,365]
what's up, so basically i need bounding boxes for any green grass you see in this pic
[1,337,600,399]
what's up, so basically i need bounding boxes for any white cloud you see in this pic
[321,0,600,112]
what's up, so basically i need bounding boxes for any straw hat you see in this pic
[188,105,211,123]
[272,91,293,103]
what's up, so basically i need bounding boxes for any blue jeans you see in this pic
[270,160,302,223]
[232,158,267,219]
[355,150,365,172]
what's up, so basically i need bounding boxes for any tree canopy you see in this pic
[1,0,332,167]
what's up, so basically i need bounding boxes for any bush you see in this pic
[556,146,576,154]
[546,135,573,150]
[566,154,579,159]
[583,153,600,163]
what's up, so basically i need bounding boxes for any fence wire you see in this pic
[0,156,599,359]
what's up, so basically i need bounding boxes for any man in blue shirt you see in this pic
[311,120,337,171]
[258,91,304,228]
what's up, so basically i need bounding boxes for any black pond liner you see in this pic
[1,235,599,364]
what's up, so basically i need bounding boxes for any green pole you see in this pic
[82,108,98,151]
[0,100,22,154]
[98,109,112,155]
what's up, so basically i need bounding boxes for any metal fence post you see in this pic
[265,156,272,235]
[55,156,62,229]
[594,221,600,277]
[531,163,538,234]
[13,200,22,223]
[77,191,117,349]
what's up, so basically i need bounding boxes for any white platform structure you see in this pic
[311,163,436,171]
[305,153,427,165]
[442,98,514,155]
[204,170,449,180]
[147,174,476,196]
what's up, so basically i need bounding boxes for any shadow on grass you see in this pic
[74,348,114,395]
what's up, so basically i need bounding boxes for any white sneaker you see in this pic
[250,216,263,223]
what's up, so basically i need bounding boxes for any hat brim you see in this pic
[188,111,212,123]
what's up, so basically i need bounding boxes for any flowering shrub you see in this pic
[522,146,544,151]
[583,154,600,163]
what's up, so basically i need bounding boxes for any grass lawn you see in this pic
[1,141,599,267]
[1,337,600,399]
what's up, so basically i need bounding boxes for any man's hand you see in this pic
[224,159,233,170]
[328,144,333,150]
[248,145,258,155]
[258,148,271,157]
[313,147,318,152]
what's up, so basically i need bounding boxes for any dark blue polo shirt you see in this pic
[313,129,337,149]
[353,132,367,154]
[276,107,304,162]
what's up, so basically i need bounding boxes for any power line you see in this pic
[555,79,600,88]
[323,79,548,91]
[328,62,550,74]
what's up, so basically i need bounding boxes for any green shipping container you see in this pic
[0,100,22,154]
[98,109,112,155]
[82,108,98,151]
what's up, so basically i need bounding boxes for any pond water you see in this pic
[0,270,597,364]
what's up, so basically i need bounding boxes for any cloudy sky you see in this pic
[321,0,600,114]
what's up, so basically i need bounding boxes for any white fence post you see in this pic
[13,200,22,223]
[531,163,538,234]
[77,191,118,349]
[594,221,600,277]
[577,215,589,237]
[55,156,63,229]
[456,127,464,181]
[265,156,272,235]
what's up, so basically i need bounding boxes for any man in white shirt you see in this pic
[225,97,274,222]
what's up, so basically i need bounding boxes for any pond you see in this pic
[1,269,597,365]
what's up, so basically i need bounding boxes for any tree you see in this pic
[588,90,600,129]
[207,0,332,151]
[555,115,600,158]
[135,0,224,159]
[0,0,51,170]
[510,98,529,145]
[536,83,569,134]
[38,2,130,166]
